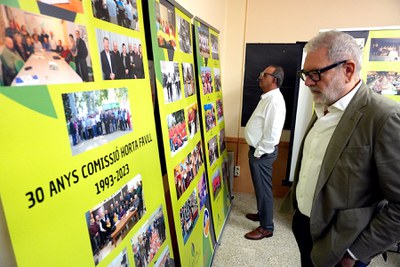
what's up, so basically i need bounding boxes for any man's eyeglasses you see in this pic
[297,60,347,82]
[259,71,277,80]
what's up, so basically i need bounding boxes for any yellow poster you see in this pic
[146,0,215,265]
[193,18,231,243]
[0,1,173,266]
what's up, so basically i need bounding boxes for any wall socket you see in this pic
[234,166,240,177]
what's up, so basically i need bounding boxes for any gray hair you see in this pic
[305,30,362,78]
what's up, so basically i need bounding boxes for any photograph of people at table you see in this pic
[0,4,93,86]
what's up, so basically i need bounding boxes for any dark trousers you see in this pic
[292,210,369,267]
[248,146,278,231]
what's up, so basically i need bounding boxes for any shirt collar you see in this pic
[260,88,280,99]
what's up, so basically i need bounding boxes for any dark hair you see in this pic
[270,65,284,87]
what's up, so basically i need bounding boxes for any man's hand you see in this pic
[339,252,356,267]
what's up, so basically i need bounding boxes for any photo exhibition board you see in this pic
[0,1,174,267]
[145,0,215,266]
[193,17,231,242]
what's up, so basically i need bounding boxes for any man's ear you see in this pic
[344,60,356,83]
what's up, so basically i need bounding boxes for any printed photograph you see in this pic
[182,62,196,97]
[186,102,200,139]
[204,103,216,132]
[92,0,139,31]
[210,33,219,60]
[219,128,226,155]
[62,87,133,156]
[155,0,176,50]
[85,174,145,266]
[214,68,221,92]
[367,71,400,95]
[197,172,207,210]
[167,109,188,156]
[131,206,167,267]
[154,246,174,267]
[96,28,144,80]
[198,23,209,58]
[37,0,84,14]
[369,38,400,61]
[174,141,204,199]
[208,135,219,167]
[0,4,93,86]
[201,67,213,94]
[161,60,181,103]
[216,98,224,123]
[212,168,222,198]
[107,248,129,267]
[180,189,199,244]
[177,14,191,54]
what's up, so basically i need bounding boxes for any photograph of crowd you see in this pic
[201,67,213,95]
[219,128,226,155]
[198,23,210,58]
[154,246,174,267]
[197,172,207,210]
[214,68,221,92]
[38,0,83,13]
[186,102,200,139]
[212,168,222,198]
[161,60,181,103]
[92,0,139,31]
[0,5,93,86]
[180,189,199,244]
[216,99,224,123]
[96,28,144,80]
[63,87,132,156]
[369,38,400,61]
[177,14,191,54]
[204,103,217,132]
[182,62,196,97]
[210,33,219,60]
[208,135,219,167]
[167,109,188,155]
[85,174,145,265]
[155,0,176,50]
[107,248,129,267]
[131,206,167,267]
[174,141,204,199]
[367,71,400,95]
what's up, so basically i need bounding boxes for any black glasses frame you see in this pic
[297,60,347,82]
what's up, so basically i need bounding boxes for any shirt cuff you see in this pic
[347,249,359,261]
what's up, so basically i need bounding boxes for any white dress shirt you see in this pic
[244,88,286,157]
[296,81,361,217]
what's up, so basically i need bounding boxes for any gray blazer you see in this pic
[281,82,400,266]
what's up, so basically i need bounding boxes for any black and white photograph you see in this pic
[161,60,181,103]
[63,87,133,156]
[219,128,226,155]
[369,38,400,61]
[210,33,219,60]
[131,206,167,267]
[85,174,145,266]
[177,14,191,54]
[180,189,199,244]
[92,0,139,31]
[208,135,219,167]
[367,71,400,95]
[167,109,188,156]
[96,28,144,80]
[155,0,176,50]
[182,62,196,97]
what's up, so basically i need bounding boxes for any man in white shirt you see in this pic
[281,31,400,267]
[244,65,286,240]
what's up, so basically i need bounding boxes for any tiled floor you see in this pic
[211,192,400,267]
